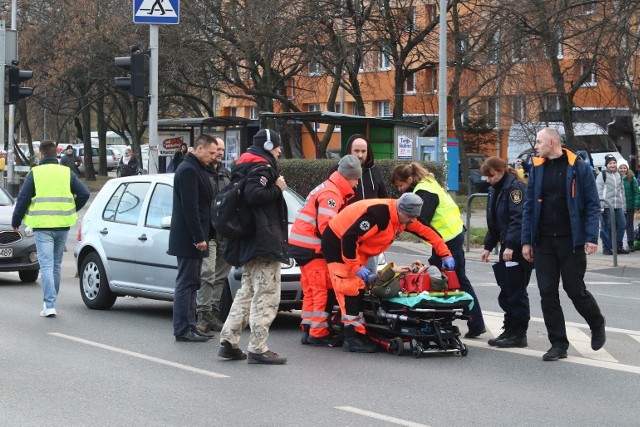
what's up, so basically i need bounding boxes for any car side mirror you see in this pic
[161,216,171,229]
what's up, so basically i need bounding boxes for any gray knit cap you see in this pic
[337,155,362,180]
[396,193,423,217]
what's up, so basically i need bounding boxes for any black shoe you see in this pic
[603,248,613,255]
[247,350,287,365]
[488,330,509,346]
[342,335,378,353]
[194,329,215,338]
[495,334,528,348]
[175,331,209,342]
[217,340,247,360]
[542,346,567,361]
[306,334,341,347]
[617,248,629,255]
[591,320,606,351]
[464,328,486,339]
[300,325,311,345]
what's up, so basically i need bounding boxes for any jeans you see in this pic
[624,210,635,247]
[600,208,626,251]
[34,229,69,309]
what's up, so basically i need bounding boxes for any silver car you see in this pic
[74,174,304,311]
[0,186,39,282]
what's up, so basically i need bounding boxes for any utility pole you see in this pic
[438,0,448,172]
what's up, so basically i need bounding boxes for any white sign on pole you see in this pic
[134,0,179,24]
[397,135,413,159]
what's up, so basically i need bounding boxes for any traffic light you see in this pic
[114,53,146,98]
[8,66,34,104]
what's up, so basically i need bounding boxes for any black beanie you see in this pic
[604,154,617,167]
[253,129,281,149]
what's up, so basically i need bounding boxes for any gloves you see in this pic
[442,256,456,271]
[356,267,371,283]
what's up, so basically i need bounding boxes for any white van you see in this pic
[507,122,622,171]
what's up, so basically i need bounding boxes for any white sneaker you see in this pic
[40,307,57,317]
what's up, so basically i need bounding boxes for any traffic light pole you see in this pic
[148,25,159,174]
[1,21,5,187]
[6,1,19,195]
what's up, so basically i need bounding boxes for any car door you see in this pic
[99,181,152,290]
[134,181,177,295]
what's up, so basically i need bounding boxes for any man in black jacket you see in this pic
[167,134,217,342]
[196,136,232,335]
[217,129,289,364]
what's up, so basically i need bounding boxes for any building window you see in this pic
[402,6,416,32]
[309,60,321,76]
[229,107,237,117]
[405,73,416,94]
[424,68,437,93]
[487,30,500,64]
[426,4,437,22]
[580,61,597,87]
[332,104,342,130]
[249,106,259,120]
[308,103,321,130]
[511,96,526,123]
[379,43,391,70]
[485,97,497,128]
[512,33,528,62]
[544,94,561,111]
[578,2,596,15]
[377,101,391,117]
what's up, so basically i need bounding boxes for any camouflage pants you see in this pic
[219,257,281,353]
[196,239,232,314]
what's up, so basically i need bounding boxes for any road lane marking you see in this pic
[462,340,640,375]
[631,335,640,345]
[336,406,430,427]
[49,332,229,379]
[565,326,617,363]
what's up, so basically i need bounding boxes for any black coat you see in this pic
[484,173,526,251]
[167,153,214,258]
[223,146,288,267]
[327,161,388,204]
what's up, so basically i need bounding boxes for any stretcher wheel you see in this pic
[460,345,468,356]
[389,337,404,356]
[412,343,423,358]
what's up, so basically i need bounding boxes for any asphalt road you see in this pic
[2,230,640,426]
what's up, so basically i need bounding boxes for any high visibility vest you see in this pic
[289,172,355,253]
[24,164,78,228]
[413,178,463,242]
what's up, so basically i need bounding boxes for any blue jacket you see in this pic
[484,173,527,251]
[521,148,600,248]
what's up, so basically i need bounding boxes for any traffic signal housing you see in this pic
[114,53,146,98]
[8,66,34,104]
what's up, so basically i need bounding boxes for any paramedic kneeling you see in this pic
[321,193,454,353]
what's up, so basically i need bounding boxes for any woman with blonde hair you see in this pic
[390,162,486,339]
[479,156,532,347]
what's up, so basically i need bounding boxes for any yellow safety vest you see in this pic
[24,164,78,228]
[413,178,463,242]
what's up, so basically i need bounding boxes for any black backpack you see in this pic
[212,164,269,239]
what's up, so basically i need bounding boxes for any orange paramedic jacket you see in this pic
[323,198,452,276]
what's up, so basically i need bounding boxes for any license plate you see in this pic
[0,248,13,258]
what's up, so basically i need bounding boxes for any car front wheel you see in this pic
[19,269,39,282]
[80,252,116,310]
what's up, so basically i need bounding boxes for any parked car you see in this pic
[74,174,305,312]
[0,186,40,282]
[61,144,118,174]
[464,153,490,193]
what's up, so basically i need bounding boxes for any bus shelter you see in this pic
[148,116,251,171]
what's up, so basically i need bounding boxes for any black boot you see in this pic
[496,322,528,348]
[300,324,311,345]
[488,319,512,346]
[342,325,377,353]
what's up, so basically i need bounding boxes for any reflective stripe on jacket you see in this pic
[413,179,463,242]
[289,171,355,254]
[24,164,77,228]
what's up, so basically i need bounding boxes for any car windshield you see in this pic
[0,188,14,206]
[563,135,617,154]
[283,188,303,223]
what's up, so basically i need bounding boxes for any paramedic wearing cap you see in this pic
[218,129,289,365]
[321,193,454,353]
[289,155,362,346]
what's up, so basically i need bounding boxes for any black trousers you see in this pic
[534,236,605,349]
[173,256,203,336]
[492,247,532,325]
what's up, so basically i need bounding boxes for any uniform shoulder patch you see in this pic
[359,220,371,231]
[510,189,522,204]
[327,198,337,208]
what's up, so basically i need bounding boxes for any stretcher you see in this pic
[330,268,473,358]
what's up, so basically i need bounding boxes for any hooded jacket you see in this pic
[327,137,388,203]
[222,145,288,267]
[521,148,600,248]
[596,169,626,210]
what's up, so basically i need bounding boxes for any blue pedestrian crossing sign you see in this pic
[134,0,179,24]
